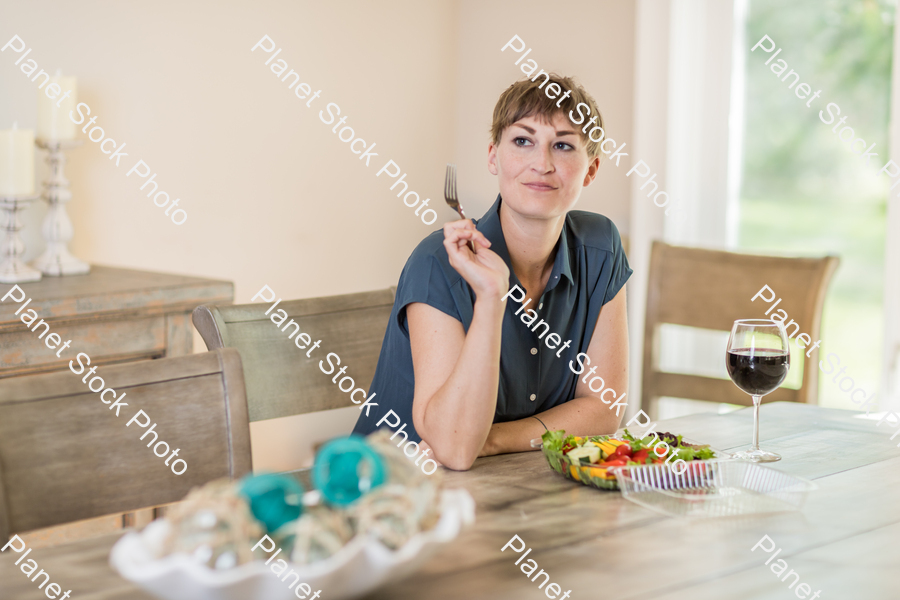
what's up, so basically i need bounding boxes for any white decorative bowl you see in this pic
[110,488,475,600]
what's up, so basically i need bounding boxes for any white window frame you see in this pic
[628,0,739,418]
[882,13,900,412]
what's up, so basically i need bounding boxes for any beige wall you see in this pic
[0,0,635,470]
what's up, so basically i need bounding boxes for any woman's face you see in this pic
[488,112,600,221]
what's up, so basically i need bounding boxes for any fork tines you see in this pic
[444,164,457,204]
[444,163,466,219]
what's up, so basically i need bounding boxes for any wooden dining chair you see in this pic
[192,288,396,422]
[642,241,839,417]
[0,348,251,541]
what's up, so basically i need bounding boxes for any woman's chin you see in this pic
[502,196,570,221]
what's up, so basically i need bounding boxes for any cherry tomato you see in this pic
[632,449,650,464]
[612,443,632,458]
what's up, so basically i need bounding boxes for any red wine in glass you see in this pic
[726,349,790,396]
[726,320,790,462]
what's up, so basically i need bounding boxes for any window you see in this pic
[738,0,894,409]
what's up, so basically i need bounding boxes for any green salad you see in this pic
[541,428,716,469]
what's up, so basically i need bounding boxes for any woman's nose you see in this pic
[531,145,554,173]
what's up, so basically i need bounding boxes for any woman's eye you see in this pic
[555,142,574,150]
[514,137,533,146]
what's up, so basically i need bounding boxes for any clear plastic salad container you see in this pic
[613,460,817,517]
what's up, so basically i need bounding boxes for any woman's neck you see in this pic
[499,202,565,298]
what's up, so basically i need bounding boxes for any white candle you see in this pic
[37,75,77,141]
[0,125,35,196]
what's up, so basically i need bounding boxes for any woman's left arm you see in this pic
[480,285,629,456]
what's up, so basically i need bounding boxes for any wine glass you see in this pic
[725,319,790,462]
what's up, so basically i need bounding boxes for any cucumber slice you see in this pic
[567,446,600,464]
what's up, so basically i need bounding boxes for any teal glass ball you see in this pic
[313,436,387,506]
[238,473,305,533]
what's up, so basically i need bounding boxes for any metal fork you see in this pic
[443,163,474,251]
[443,164,468,220]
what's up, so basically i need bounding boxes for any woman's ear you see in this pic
[487,142,499,176]
[582,156,601,187]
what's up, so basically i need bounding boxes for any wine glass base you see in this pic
[732,448,781,463]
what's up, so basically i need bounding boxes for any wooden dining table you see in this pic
[3,402,899,599]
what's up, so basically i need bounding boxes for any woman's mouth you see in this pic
[523,182,557,191]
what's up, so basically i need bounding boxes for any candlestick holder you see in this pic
[33,139,90,276]
[0,193,42,283]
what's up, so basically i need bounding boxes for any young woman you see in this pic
[353,74,631,470]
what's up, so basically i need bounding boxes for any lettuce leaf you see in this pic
[622,429,716,460]
[541,429,567,452]
[547,429,717,461]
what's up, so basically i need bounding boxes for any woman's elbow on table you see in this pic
[419,435,478,471]
[413,404,481,471]
[436,451,477,472]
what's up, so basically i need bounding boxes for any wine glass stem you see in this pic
[751,395,761,451]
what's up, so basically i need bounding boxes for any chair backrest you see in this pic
[192,288,396,422]
[642,241,839,416]
[0,348,251,540]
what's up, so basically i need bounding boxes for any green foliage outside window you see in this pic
[740,0,894,407]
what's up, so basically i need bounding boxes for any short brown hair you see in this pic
[491,74,604,160]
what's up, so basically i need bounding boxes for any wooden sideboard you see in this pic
[0,265,233,379]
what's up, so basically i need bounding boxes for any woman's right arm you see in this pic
[408,219,510,471]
